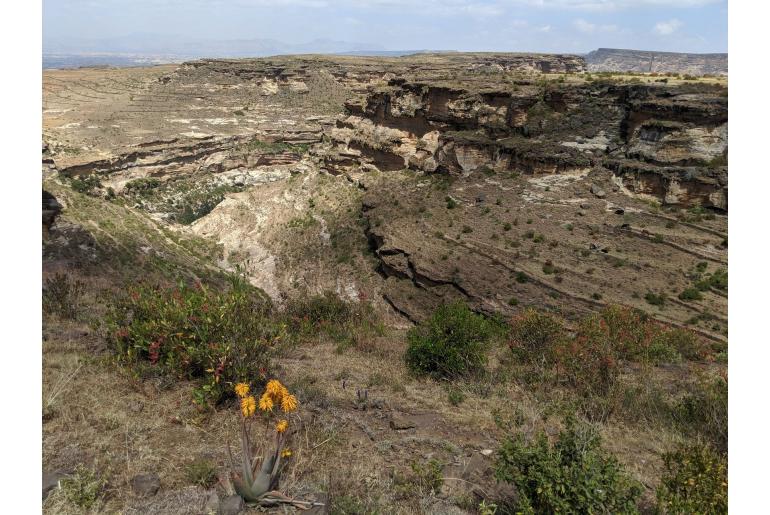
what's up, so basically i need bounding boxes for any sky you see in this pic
[43,0,728,54]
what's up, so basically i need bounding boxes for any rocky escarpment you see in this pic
[586,48,728,76]
[329,76,727,331]
[325,78,727,211]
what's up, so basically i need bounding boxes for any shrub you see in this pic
[695,268,727,292]
[656,444,727,514]
[674,375,728,453]
[448,387,466,406]
[553,315,620,400]
[106,274,279,404]
[508,309,564,363]
[678,288,703,301]
[393,458,444,499]
[405,301,496,379]
[124,177,161,194]
[186,459,218,487]
[69,174,102,195]
[59,465,106,510]
[645,292,666,306]
[43,273,84,319]
[283,291,379,347]
[494,419,642,514]
[655,328,705,361]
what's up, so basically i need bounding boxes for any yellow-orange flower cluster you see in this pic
[276,419,288,433]
[258,379,298,414]
[280,448,292,458]
[234,383,250,398]
[240,395,256,417]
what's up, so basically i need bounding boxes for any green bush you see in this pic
[494,419,642,514]
[678,288,703,301]
[405,301,496,379]
[508,309,564,362]
[69,174,102,195]
[656,444,727,514]
[675,375,728,453]
[59,465,106,510]
[106,274,279,404]
[645,292,666,306]
[283,291,379,348]
[695,268,727,292]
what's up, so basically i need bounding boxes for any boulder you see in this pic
[590,184,607,198]
[131,473,161,497]
[42,469,68,500]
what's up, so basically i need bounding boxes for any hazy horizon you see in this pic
[44,0,728,57]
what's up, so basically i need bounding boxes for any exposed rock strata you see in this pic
[586,48,728,76]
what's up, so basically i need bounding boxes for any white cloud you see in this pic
[537,25,552,32]
[322,0,722,11]
[653,18,683,35]
[572,18,618,33]
[573,18,596,32]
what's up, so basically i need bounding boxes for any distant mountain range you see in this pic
[43,33,392,59]
[42,35,728,76]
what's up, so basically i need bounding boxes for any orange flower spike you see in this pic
[240,396,256,417]
[265,379,285,402]
[281,393,298,413]
[258,392,274,412]
[276,419,289,433]
[234,383,250,398]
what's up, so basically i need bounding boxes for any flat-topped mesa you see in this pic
[327,77,727,210]
[586,48,728,76]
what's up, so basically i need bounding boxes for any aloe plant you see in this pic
[230,421,285,502]
[228,380,322,509]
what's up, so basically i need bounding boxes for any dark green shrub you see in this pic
[695,268,727,292]
[405,302,496,379]
[656,444,727,514]
[124,177,161,194]
[645,292,666,306]
[106,274,278,404]
[494,419,642,514]
[69,174,102,195]
[678,288,703,301]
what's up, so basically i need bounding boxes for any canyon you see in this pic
[42,52,728,513]
[44,52,727,339]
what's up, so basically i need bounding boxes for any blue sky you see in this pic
[43,0,728,54]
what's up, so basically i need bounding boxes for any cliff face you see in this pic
[326,78,727,211]
[586,48,728,76]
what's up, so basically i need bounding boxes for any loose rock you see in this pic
[131,473,161,497]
